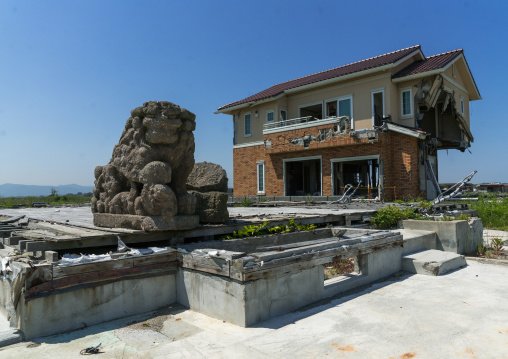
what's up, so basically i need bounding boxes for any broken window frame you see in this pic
[244,113,251,137]
[401,88,413,118]
[257,161,265,195]
[266,110,274,124]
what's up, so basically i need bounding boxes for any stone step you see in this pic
[402,249,466,276]
[395,228,437,255]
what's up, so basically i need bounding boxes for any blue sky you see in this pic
[0,0,507,187]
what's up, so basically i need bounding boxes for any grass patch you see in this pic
[220,219,321,240]
[371,205,417,229]
[470,197,508,231]
[0,194,92,208]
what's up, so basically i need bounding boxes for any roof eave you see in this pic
[284,63,393,95]
[454,53,482,101]
[215,93,286,114]
[392,69,443,83]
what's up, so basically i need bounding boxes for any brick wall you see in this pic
[233,131,423,201]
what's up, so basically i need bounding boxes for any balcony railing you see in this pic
[263,116,349,134]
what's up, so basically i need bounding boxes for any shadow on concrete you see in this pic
[27,304,188,345]
[251,271,415,330]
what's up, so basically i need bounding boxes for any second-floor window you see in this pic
[401,89,412,117]
[266,110,274,123]
[460,98,464,115]
[244,113,251,136]
[325,96,352,119]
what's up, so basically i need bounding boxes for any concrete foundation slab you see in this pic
[402,249,466,276]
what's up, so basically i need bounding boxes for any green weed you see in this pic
[0,194,92,208]
[471,197,508,231]
[371,205,417,229]
[220,218,319,240]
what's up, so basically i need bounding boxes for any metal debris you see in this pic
[80,343,101,355]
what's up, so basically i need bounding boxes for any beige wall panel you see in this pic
[443,64,467,90]
[235,100,278,144]
[285,75,392,130]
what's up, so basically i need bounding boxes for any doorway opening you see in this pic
[332,156,379,198]
[284,157,322,196]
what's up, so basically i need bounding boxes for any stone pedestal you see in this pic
[93,214,199,231]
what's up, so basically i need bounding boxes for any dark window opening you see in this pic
[299,104,322,120]
[285,158,321,196]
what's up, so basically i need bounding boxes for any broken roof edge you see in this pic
[393,50,481,101]
[216,45,424,112]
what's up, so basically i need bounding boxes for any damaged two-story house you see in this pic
[215,45,481,200]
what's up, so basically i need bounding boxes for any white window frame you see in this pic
[460,97,464,115]
[400,88,413,118]
[257,161,265,195]
[244,112,251,137]
[371,88,385,127]
[266,109,274,124]
[324,95,353,118]
[298,101,324,119]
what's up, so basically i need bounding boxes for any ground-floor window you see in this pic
[257,161,265,194]
[283,156,322,196]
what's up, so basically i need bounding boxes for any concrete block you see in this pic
[403,218,483,255]
[19,274,177,340]
[402,249,466,276]
[244,266,324,326]
[177,269,247,326]
[177,266,324,327]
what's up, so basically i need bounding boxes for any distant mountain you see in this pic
[0,183,94,197]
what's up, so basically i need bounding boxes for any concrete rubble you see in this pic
[186,161,229,223]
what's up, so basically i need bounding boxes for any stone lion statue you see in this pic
[92,101,198,230]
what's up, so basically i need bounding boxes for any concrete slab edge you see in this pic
[465,257,508,267]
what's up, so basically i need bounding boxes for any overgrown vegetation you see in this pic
[324,258,355,280]
[0,193,93,208]
[221,219,320,240]
[470,197,508,231]
[371,205,417,229]
[235,198,254,207]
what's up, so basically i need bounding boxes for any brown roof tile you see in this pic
[392,49,462,78]
[218,45,422,111]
